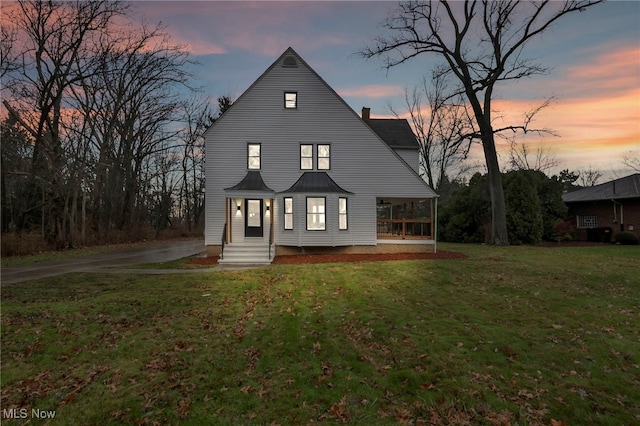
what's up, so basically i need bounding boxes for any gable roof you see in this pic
[367,119,419,149]
[280,172,352,194]
[207,47,437,198]
[562,173,640,202]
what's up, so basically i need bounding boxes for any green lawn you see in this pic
[1,244,638,425]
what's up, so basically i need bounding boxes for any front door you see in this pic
[245,199,263,238]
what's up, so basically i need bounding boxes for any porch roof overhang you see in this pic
[224,171,275,199]
[279,172,353,194]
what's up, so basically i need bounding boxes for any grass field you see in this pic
[1,244,638,425]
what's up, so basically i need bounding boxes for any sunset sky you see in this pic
[6,1,640,180]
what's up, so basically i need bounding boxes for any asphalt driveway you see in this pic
[1,239,206,285]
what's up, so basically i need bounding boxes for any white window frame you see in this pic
[306,197,326,231]
[577,215,597,229]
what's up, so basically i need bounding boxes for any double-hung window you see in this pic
[306,197,326,231]
[339,197,348,230]
[300,144,331,170]
[248,143,261,169]
[285,92,297,109]
[300,145,313,170]
[318,145,330,170]
[284,197,293,230]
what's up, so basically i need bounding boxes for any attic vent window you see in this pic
[283,56,298,67]
[284,92,297,109]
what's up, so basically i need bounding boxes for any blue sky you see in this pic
[135,1,639,177]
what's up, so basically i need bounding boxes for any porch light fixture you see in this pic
[265,199,271,212]
[236,199,242,217]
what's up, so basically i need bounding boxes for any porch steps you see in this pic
[219,240,274,265]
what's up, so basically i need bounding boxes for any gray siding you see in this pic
[394,148,420,175]
[205,49,436,247]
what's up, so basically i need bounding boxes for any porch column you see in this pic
[430,199,434,239]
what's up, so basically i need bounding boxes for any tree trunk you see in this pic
[466,84,510,246]
[481,133,509,245]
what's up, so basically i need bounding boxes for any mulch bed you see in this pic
[188,250,466,266]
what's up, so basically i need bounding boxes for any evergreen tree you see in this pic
[504,172,543,245]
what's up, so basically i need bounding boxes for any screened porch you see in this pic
[376,198,434,240]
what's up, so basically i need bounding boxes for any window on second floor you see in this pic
[300,144,331,170]
[301,144,313,170]
[248,143,261,169]
[318,144,330,170]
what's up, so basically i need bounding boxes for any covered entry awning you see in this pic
[224,171,275,198]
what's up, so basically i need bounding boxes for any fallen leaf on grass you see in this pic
[326,395,348,423]
[177,398,190,419]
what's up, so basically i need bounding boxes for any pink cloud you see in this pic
[132,1,353,58]
[566,44,639,82]
[552,44,640,98]
[338,84,404,99]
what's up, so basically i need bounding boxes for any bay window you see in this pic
[339,197,348,230]
[306,197,325,231]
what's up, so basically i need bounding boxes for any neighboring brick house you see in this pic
[562,173,640,242]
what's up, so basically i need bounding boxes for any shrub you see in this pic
[614,232,639,245]
[551,219,575,242]
[438,173,490,243]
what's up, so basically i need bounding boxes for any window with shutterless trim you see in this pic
[577,215,597,229]
[339,197,348,230]
[284,92,297,109]
[284,197,293,230]
[300,144,313,170]
[247,143,261,169]
[306,197,326,231]
[318,144,330,170]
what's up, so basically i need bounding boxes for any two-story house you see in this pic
[205,48,438,264]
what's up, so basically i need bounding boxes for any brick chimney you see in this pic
[361,107,370,122]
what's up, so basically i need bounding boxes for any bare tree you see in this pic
[69,22,192,237]
[361,0,602,245]
[176,95,215,232]
[4,0,129,246]
[577,166,602,187]
[508,139,559,173]
[393,67,475,190]
[622,150,640,173]
[0,19,19,80]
